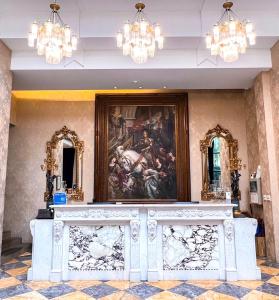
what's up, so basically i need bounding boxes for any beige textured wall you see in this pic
[244,66,279,261]
[253,74,272,197]
[188,91,250,212]
[269,41,279,260]
[244,87,263,220]
[10,97,17,126]
[271,45,279,201]
[249,73,276,260]
[4,100,94,242]
[244,88,260,176]
[0,41,12,255]
[4,92,251,242]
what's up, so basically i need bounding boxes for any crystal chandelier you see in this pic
[206,1,256,63]
[116,2,164,64]
[28,1,78,64]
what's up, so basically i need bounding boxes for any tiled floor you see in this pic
[0,253,279,299]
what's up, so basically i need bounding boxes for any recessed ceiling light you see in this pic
[132,80,138,83]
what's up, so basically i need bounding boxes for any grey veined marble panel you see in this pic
[163,225,219,271]
[68,225,125,271]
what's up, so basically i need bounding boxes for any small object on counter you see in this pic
[53,192,67,205]
[225,191,231,204]
[36,208,53,219]
[36,171,56,219]
[231,170,241,215]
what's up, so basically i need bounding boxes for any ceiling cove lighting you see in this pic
[28,1,78,64]
[116,2,164,64]
[206,1,256,63]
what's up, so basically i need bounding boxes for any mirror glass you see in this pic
[207,137,230,192]
[55,139,78,191]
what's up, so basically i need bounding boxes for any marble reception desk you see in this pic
[28,204,261,282]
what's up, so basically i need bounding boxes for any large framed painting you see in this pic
[94,93,190,203]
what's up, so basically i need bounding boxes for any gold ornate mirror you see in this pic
[41,126,84,201]
[200,124,242,200]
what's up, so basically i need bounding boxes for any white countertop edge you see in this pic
[51,203,236,209]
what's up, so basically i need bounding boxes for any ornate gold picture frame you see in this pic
[41,126,84,201]
[200,124,242,200]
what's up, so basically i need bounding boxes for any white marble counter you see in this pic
[28,203,260,282]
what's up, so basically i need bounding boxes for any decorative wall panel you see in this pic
[163,225,219,271]
[68,225,125,271]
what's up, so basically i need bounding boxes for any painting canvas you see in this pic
[108,105,177,200]
[94,94,190,203]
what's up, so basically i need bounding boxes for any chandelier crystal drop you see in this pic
[28,1,78,64]
[116,2,164,64]
[206,1,256,63]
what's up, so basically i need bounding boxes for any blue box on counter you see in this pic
[53,192,67,205]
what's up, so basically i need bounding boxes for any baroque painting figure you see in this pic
[134,130,156,166]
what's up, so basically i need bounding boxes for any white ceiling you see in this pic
[1,0,279,90]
